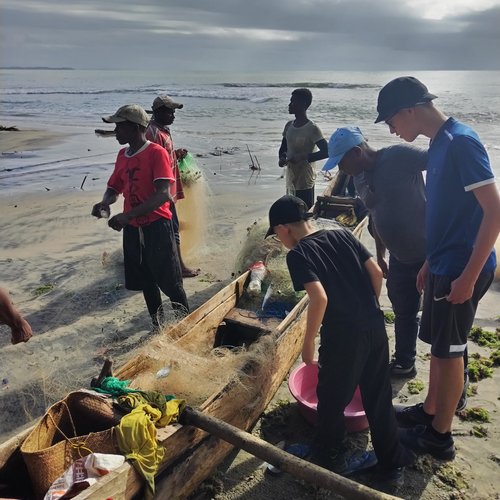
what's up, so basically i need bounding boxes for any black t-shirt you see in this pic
[286,229,380,328]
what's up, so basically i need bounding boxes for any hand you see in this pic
[278,156,288,168]
[301,339,315,365]
[447,274,474,304]
[416,261,429,294]
[11,317,33,344]
[175,148,188,160]
[108,213,130,232]
[91,202,110,219]
[377,256,388,279]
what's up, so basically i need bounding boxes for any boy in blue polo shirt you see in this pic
[375,76,500,460]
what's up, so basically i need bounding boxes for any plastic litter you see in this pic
[247,261,267,296]
[156,367,171,378]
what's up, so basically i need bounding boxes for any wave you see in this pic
[221,82,380,89]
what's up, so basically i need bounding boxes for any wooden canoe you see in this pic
[0,270,310,499]
[0,188,368,500]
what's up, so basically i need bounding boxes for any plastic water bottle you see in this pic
[247,261,267,296]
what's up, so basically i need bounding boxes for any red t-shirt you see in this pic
[107,141,174,227]
[145,121,185,202]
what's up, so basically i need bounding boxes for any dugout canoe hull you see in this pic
[0,271,309,500]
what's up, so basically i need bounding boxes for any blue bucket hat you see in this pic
[322,127,365,172]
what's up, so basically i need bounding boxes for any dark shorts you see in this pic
[123,218,183,294]
[294,188,314,210]
[419,271,494,358]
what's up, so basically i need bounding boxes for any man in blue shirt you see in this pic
[375,76,500,460]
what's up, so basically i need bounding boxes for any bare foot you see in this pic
[182,267,200,278]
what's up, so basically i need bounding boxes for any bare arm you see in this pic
[278,137,288,167]
[308,138,329,163]
[302,281,328,364]
[91,187,119,218]
[364,257,383,298]
[0,288,33,344]
[448,183,500,304]
[370,220,388,279]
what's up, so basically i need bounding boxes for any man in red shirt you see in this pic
[146,95,199,277]
[92,104,189,327]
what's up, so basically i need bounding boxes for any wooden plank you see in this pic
[223,307,275,332]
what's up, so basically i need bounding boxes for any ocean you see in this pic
[1,69,499,194]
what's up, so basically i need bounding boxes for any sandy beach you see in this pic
[1,128,499,499]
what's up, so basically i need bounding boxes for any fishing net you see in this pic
[125,332,276,408]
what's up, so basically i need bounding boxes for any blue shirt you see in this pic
[426,118,496,276]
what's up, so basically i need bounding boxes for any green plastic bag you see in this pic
[178,152,202,186]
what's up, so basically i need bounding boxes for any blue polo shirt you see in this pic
[426,118,496,276]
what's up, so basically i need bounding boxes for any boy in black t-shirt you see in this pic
[266,195,415,489]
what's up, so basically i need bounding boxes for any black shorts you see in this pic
[294,188,314,210]
[419,271,494,358]
[123,218,183,294]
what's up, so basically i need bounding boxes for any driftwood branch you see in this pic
[91,358,113,388]
[181,406,400,500]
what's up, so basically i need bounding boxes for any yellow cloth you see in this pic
[157,398,186,427]
[116,404,165,498]
[115,400,186,497]
[117,393,186,427]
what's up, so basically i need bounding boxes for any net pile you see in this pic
[127,333,275,408]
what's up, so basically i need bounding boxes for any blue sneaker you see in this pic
[311,448,378,476]
[343,450,378,476]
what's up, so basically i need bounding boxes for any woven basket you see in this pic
[20,391,121,499]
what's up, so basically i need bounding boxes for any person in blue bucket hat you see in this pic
[324,126,428,381]
[322,126,365,173]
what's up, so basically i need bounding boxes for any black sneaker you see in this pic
[394,402,434,427]
[456,372,469,412]
[399,425,455,460]
[389,360,417,378]
[371,466,405,493]
[310,448,348,474]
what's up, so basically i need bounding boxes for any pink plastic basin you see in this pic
[288,362,369,433]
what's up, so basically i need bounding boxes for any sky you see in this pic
[1,0,499,71]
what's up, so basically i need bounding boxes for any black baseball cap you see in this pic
[375,76,437,123]
[265,195,312,238]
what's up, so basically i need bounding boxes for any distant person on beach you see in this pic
[323,126,427,379]
[266,195,415,490]
[0,287,33,344]
[146,94,200,278]
[91,104,189,328]
[376,76,500,461]
[278,88,328,209]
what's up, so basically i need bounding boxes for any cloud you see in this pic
[0,0,499,70]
